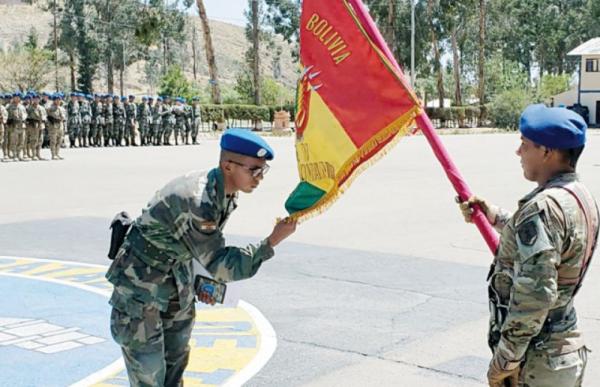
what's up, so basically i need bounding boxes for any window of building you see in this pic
[586,58,599,72]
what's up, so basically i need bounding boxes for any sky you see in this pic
[201,0,248,26]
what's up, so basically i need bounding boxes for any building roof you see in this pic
[568,38,600,56]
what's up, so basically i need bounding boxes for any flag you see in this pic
[285,0,422,221]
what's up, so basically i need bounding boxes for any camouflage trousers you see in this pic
[110,299,195,387]
[518,345,588,387]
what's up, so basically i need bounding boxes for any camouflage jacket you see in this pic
[6,103,27,125]
[26,104,46,126]
[0,104,9,125]
[125,102,137,126]
[106,168,274,315]
[67,100,80,125]
[80,101,92,124]
[46,104,67,130]
[491,172,598,361]
[104,102,114,124]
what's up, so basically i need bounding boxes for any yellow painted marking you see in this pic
[43,267,106,279]
[19,262,66,276]
[0,258,36,269]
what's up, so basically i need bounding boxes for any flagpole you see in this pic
[348,0,499,254]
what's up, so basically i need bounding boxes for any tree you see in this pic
[159,65,192,98]
[427,0,445,107]
[264,0,301,58]
[477,0,486,117]
[197,0,222,104]
[247,0,262,106]
[0,45,53,91]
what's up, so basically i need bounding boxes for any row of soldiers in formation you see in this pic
[0,91,204,162]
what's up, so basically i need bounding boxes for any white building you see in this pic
[567,38,600,126]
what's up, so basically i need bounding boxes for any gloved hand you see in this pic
[457,195,498,225]
[487,353,520,387]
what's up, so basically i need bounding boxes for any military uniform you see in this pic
[25,100,47,160]
[172,99,186,146]
[80,97,92,147]
[114,98,126,146]
[0,100,7,160]
[67,96,81,148]
[6,99,28,161]
[90,96,104,147]
[191,101,202,144]
[107,168,275,386]
[484,105,598,387]
[138,98,152,146]
[161,100,175,145]
[152,99,164,145]
[104,96,114,146]
[46,98,67,160]
[125,97,138,146]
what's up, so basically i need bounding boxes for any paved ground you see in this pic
[1,131,599,386]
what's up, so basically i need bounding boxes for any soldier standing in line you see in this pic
[104,94,114,147]
[79,94,93,148]
[459,105,598,387]
[6,92,28,161]
[152,96,164,146]
[137,96,151,146]
[161,96,174,146]
[25,93,47,161]
[183,98,192,145]
[46,94,67,160]
[89,94,99,147]
[172,97,187,146]
[0,94,7,160]
[112,96,123,146]
[191,97,202,145]
[125,95,138,146]
[106,129,297,386]
[67,92,81,148]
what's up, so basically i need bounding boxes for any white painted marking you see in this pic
[16,341,44,350]
[37,332,89,345]
[0,335,43,346]
[38,341,83,354]
[41,327,79,337]
[5,323,63,336]
[3,319,47,329]
[222,300,278,387]
[77,336,106,345]
[0,318,34,327]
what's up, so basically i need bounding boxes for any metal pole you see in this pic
[411,0,416,87]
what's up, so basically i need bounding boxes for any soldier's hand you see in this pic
[456,195,498,225]
[487,354,520,387]
[267,218,297,248]
[197,290,216,305]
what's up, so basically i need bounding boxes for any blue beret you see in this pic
[520,104,587,149]
[120,96,127,102]
[192,96,199,101]
[141,96,147,101]
[157,97,163,101]
[220,128,274,160]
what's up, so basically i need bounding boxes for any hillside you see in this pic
[0,2,298,94]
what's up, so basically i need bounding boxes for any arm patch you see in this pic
[516,214,554,261]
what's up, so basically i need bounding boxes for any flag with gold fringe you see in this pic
[285,0,422,221]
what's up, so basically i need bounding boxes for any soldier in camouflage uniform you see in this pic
[6,93,28,161]
[172,97,186,146]
[125,95,138,146]
[161,97,175,146]
[90,94,100,147]
[106,128,296,387]
[138,96,151,146]
[25,94,47,160]
[460,105,598,387]
[152,97,164,146]
[191,97,202,145]
[79,94,92,147]
[0,94,8,160]
[46,94,67,160]
[104,94,114,147]
[113,96,126,146]
[67,92,81,148]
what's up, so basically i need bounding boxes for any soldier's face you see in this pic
[226,155,267,193]
[516,136,547,183]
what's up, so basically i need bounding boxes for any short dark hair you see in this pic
[558,146,584,168]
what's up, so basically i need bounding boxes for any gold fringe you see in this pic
[289,106,422,223]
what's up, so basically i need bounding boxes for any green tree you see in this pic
[159,65,192,98]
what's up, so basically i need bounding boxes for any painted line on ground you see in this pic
[0,256,277,386]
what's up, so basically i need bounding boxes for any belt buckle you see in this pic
[534,340,545,350]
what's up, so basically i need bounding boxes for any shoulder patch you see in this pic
[517,220,538,246]
[516,214,554,261]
